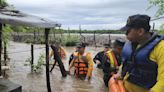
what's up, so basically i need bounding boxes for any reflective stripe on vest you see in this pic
[107,50,118,67]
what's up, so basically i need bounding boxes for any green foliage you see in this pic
[148,0,164,17]
[57,29,123,34]
[158,24,164,35]
[62,35,80,46]
[3,24,13,45]
[33,53,45,72]
[0,0,8,8]
[25,53,45,73]
[10,25,123,34]
[24,57,31,66]
[10,26,28,32]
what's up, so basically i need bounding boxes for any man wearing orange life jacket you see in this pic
[68,43,93,81]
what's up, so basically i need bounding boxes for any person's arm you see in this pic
[93,56,97,64]
[68,57,74,74]
[85,53,93,80]
[150,41,164,92]
[93,52,100,63]
[68,53,74,65]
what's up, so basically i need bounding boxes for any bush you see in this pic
[24,53,45,73]
[62,35,80,46]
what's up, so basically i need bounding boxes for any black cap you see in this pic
[103,44,110,48]
[76,43,86,48]
[120,14,151,31]
[114,38,125,47]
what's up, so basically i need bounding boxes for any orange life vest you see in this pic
[73,52,88,76]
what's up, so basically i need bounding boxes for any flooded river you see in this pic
[6,42,108,92]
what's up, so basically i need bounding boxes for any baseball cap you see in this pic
[76,43,86,48]
[120,14,151,31]
[114,38,125,47]
[103,43,110,48]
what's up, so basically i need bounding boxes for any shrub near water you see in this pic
[61,35,80,46]
[24,53,45,73]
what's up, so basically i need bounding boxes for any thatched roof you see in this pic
[0,8,61,28]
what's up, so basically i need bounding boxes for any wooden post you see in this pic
[68,27,70,37]
[93,31,96,46]
[153,23,155,31]
[59,27,62,44]
[108,34,111,45]
[3,24,7,66]
[37,29,40,41]
[53,28,56,41]
[31,44,34,71]
[79,25,81,35]
[0,23,2,76]
[45,28,51,92]
[34,29,36,44]
[4,41,7,66]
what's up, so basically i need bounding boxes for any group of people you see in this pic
[93,38,125,86]
[49,14,164,92]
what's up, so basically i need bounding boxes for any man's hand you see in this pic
[114,72,122,80]
[96,60,101,65]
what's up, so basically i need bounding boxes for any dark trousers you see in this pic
[103,73,112,87]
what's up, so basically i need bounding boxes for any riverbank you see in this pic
[11,32,126,46]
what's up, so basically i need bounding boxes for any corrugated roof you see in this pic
[0,9,61,28]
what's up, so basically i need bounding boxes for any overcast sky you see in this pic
[7,0,164,30]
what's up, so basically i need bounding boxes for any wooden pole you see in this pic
[59,27,62,44]
[0,23,2,76]
[4,41,7,65]
[68,27,70,37]
[53,28,56,43]
[79,25,81,35]
[34,29,36,44]
[31,44,34,71]
[152,23,155,31]
[3,24,7,66]
[93,31,96,46]
[45,28,51,92]
[108,34,111,45]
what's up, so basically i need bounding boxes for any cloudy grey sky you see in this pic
[7,0,164,30]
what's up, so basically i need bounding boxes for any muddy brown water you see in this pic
[6,42,108,92]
